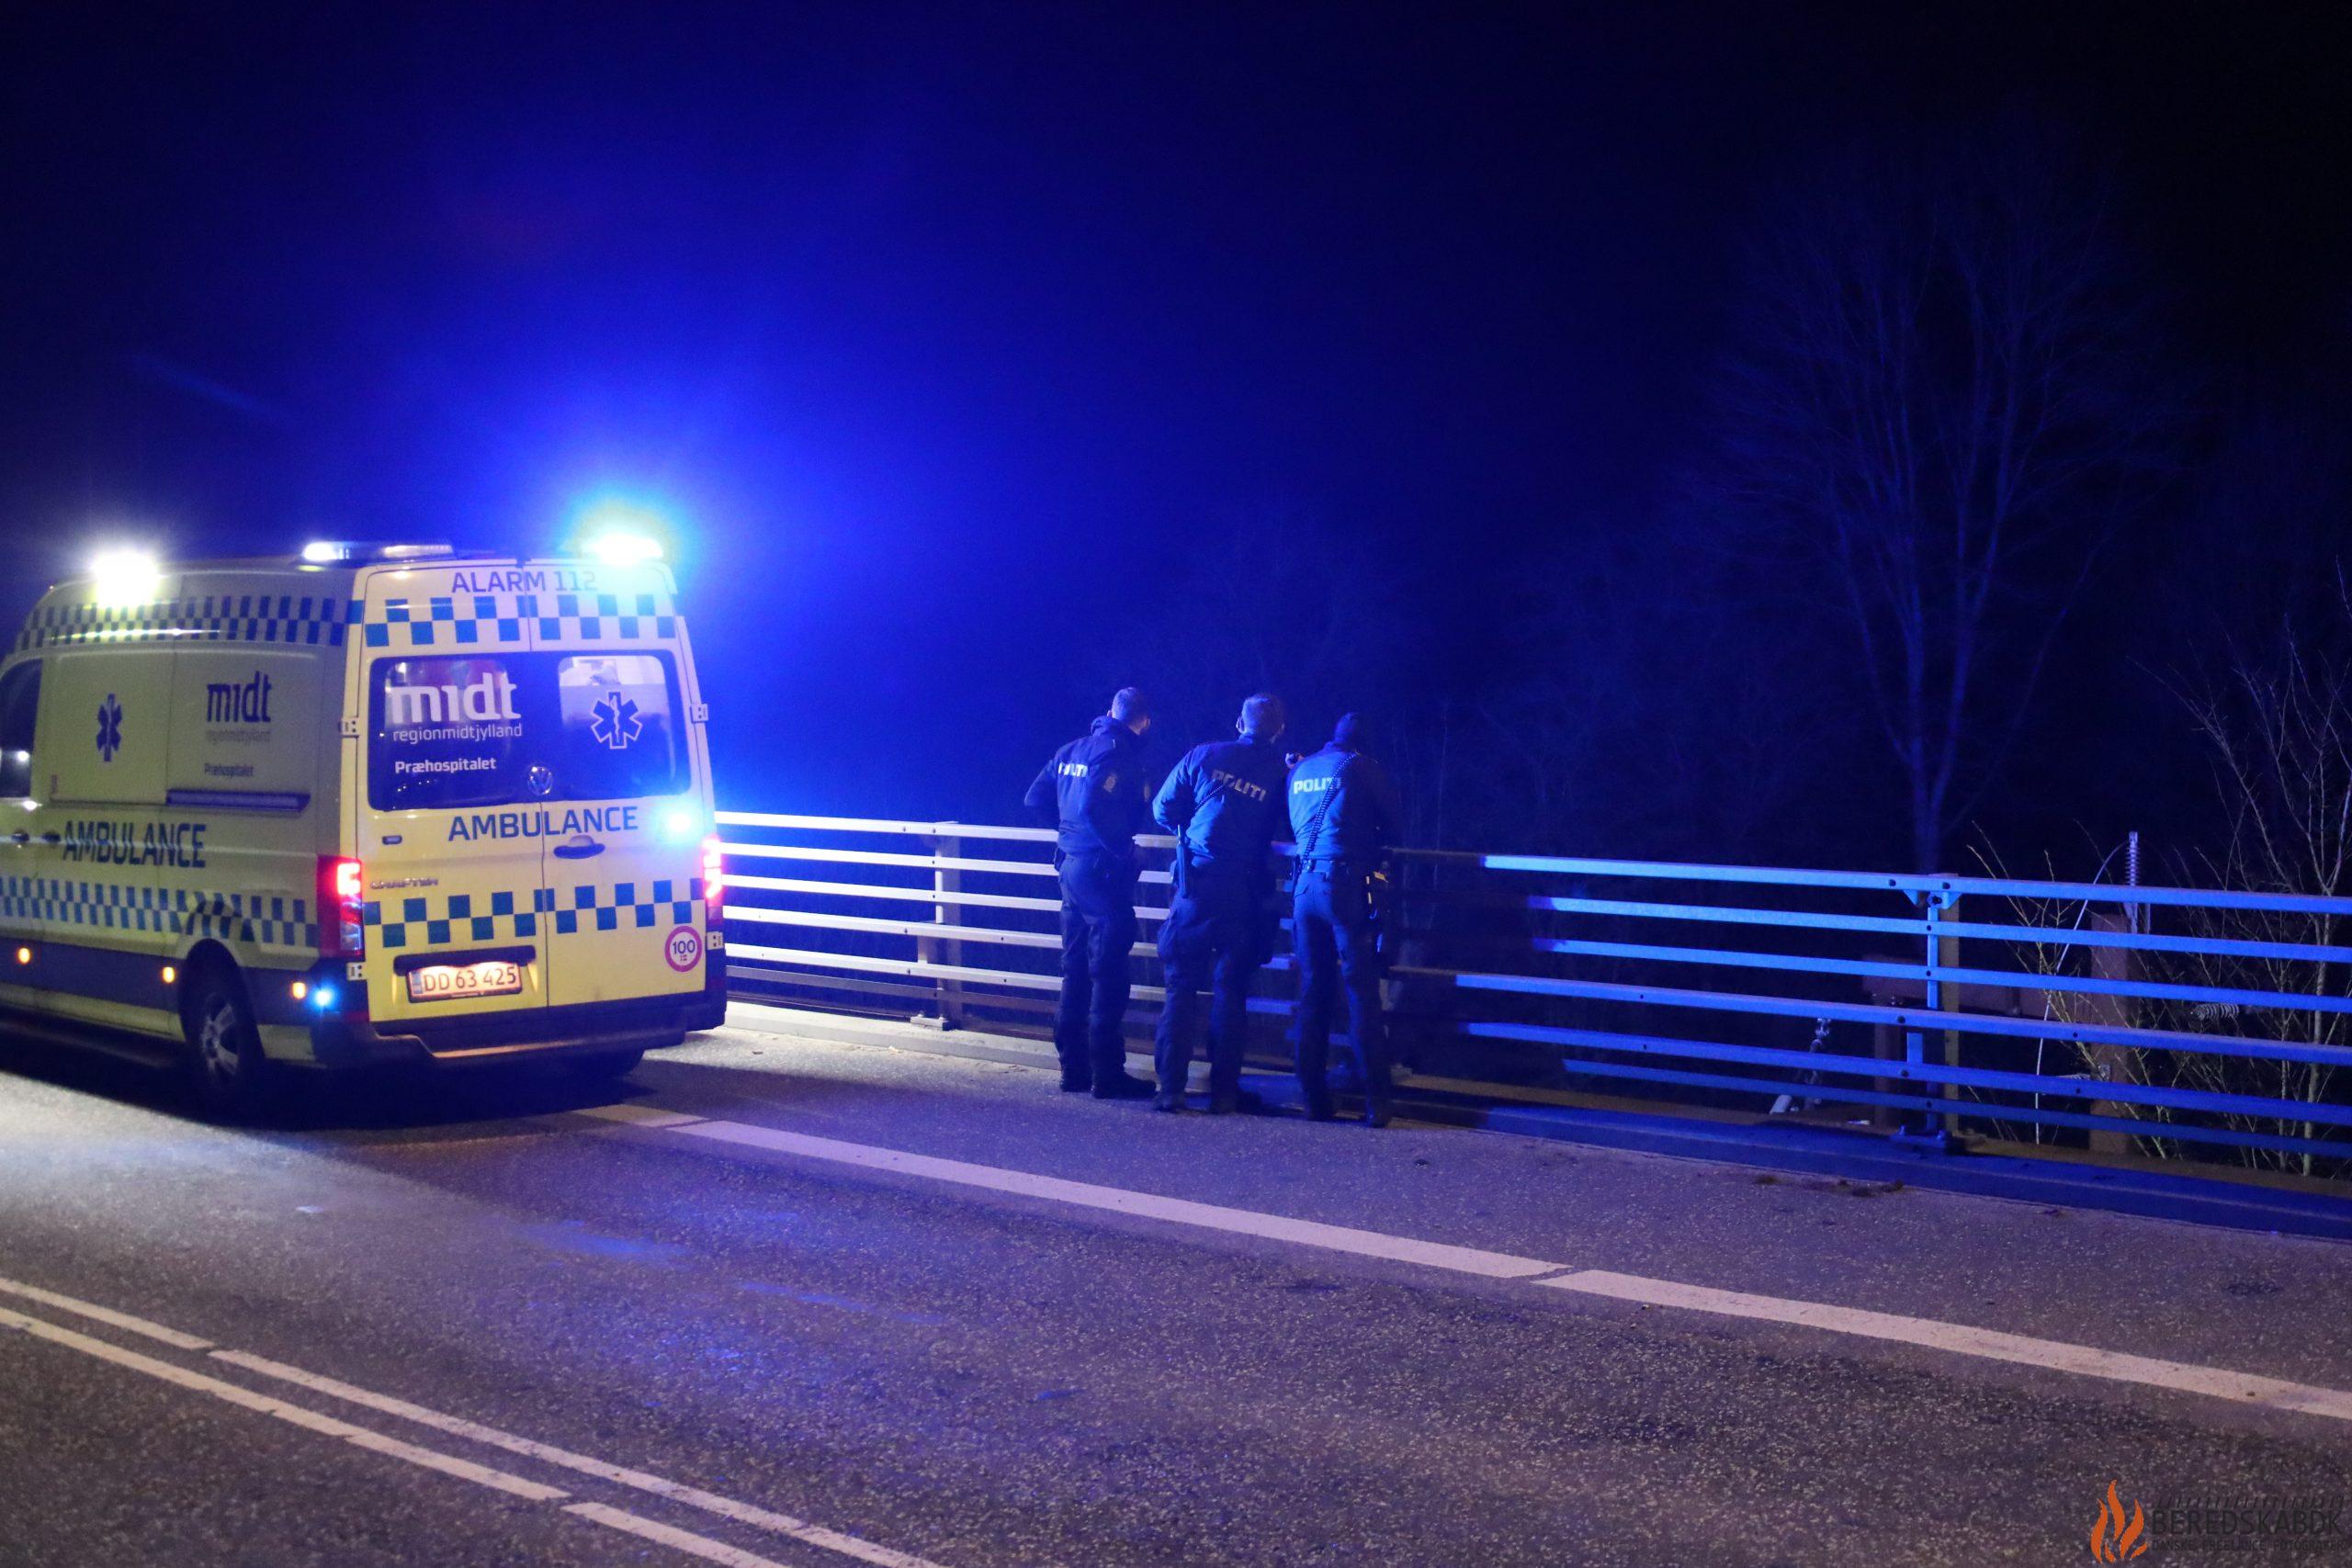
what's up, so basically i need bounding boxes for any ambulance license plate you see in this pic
[405,960,523,1003]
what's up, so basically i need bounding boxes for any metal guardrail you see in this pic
[713,810,2352,1175]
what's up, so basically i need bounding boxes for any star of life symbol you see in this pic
[96,694,123,761]
[589,692,643,750]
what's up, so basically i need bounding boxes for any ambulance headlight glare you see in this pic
[660,806,702,842]
[90,547,163,607]
[311,985,339,1010]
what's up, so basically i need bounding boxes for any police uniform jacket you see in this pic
[1025,716,1151,861]
[1152,735,1289,878]
[1286,742,1404,864]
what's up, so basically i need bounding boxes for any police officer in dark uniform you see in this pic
[1286,712,1405,1126]
[1024,688,1156,1099]
[1150,694,1289,1113]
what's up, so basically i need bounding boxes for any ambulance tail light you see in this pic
[700,836,725,932]
[318,856,366,959]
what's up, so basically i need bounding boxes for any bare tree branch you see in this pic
[1701,118,2176,869]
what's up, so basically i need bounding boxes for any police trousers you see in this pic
[1055,851,1138,1086]
[1154,869,1260,1101]
[1292,862,1389,1115]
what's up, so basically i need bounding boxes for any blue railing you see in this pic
[712,812,2352,1176]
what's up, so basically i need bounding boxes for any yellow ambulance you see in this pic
[0,541,725,1115]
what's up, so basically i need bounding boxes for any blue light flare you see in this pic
[569,493,675,567]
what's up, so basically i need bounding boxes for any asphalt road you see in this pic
[3,1010,2349,1568]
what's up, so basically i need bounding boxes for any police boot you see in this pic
[1361,1094,1393,1129]
[1059,1070,1091,1094]
[1154,1088,1188,1113]
[1093,1071,1155,1101]
[1303,1084,1337,1122]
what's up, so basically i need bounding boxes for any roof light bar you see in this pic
[295,541,456,565]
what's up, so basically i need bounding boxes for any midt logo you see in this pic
[386,670,520,728]
[205,671,275,724]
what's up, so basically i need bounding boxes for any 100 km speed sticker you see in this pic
[664,925,704,972]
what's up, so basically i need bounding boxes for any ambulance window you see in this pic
[0,662,37,797]
[369,656,531,810]
[552,654,686,799]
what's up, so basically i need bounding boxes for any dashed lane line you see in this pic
[0,1304,568,1504]
[212,1348,956,1568]
[0,1285,955,1568]
[568,1501,824,1568]
[576,1103,2352,1426]
[0,1270,214,1350]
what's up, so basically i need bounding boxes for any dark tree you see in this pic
[1708,119,2176,871]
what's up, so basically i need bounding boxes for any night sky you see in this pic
[6,3,2348,860]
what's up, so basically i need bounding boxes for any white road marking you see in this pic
[214,1348,956,1568]
[582,1105,2352,1426]
[579,1106,1557,1280]
[564,1502,803,1568]
[0,1294,956,1568]
[0,1270,215,1349]
[0,1305,567,1501]
[1544,1270,2352,1421]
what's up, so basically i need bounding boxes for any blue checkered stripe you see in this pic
[0,876,315,948]
[16,594,352,651]
[363,878,704,950]
[362,592,678,650]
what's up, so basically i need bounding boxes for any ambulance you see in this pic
[0,540,726,1115]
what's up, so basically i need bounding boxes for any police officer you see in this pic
[1150,694,1290,1113]
[1287,712,1405,1125]
[1024,688,1157,1099]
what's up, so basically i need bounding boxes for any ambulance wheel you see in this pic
[568,1048,644,1080]
[183,965,272,1121]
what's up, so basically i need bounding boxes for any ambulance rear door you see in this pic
[527,570,709,1010]
[353,568,553,1031]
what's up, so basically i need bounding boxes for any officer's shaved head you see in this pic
[1110,686,1150,733]
[1238,693,1286,740]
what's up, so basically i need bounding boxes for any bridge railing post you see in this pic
[1936,891,1961,1140]
[1898,886,1961,1149]
[930,827,964,1029]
